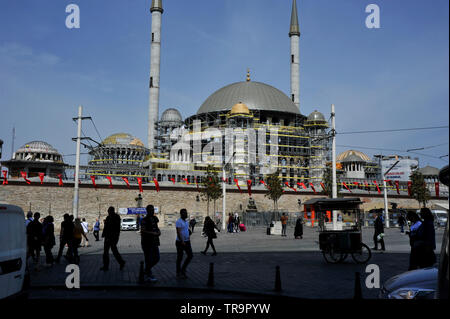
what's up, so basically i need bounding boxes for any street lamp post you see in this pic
[331,104,338,230]
[222,152,236,231]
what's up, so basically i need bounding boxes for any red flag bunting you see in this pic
[57,174,63,186]
[137,177,143,193]
[122,177,130,188]
[234,178,242,193]
[320,182,327,195]
[106,176,113,188]
[2,170,8,185]
[364,181,370,193]
[342,182,352,193]
[435,182,439,197]
[373,180,381,194]
[170,178,175,184]
[153,178,160,192]
[284,182,297,192]
[384,179,393,188]
[297,182,307,190]
[353,182,359,188]
[309,183,317,194]
[395,181,400,195]
[247,180,252,197]
[183,178,189,185]
[91,175,97,189]
[20,171,31,184]
[407,181,412,196]
[38,172,45,184]
[260,180,267,187]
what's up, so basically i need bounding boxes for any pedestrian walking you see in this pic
[27,212,43,270]
[234,213,240,233]
[227,213,234,233]
[56,213,74,263]
[73,218,87,264]
[42,215,56,267]
[25,211,35,261]
[81,218,90,247]
[398,214,406,233]
[140,205,161,282]
[189,216,197,234]
[100,207,125,271]
[418,208,437,268]
[175,208,193,279]
[406,211,424,270]
[372,212,385,251]
[201,216,220,256]
[280,213,288,237]
[294,216,304,239]
[93,218,101,241]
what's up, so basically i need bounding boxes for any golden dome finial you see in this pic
[246,68,251,82]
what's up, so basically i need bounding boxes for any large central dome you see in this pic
[197,81,300,115]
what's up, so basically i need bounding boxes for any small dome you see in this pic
[307,110,326,122]
[102,133,144,147]
[337,150,371,163]
[230,102,250,115]
[161,108,183,123]
[16,141,60,155]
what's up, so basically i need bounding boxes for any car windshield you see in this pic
[123,219,135,223]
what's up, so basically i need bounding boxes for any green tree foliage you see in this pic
[201,165,222,216]
[410,170,431,208]
[265,171,284,211]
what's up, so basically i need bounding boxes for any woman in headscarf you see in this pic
[294,215,304,239]
[201,216,220,256]
[406,211,424,270]
[419,208,437,268]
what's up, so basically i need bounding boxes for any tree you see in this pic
[200,165,222,217]
[322,165,344,198]
[265,171,284,211]
[410,170,431,208]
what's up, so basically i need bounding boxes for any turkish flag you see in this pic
[170,178,175,184]
[342,182,352,193]
[183,178,189,185]
[137,177,143,193]
[57,174,63,186]
[20,171,31,184]
[90,175,97,189]
[384,179,393,188]
[106,176,113,188]
[364,181,370,193]
[435,182,439,197]
[234,178,242,193]
[309,183,317,194]
[260,180,267,187]
[247,180,252,196]
[38,172,45,184]
[373,181,381,194]
[2,170,8,185]
[297,182,307,190]
[353,182,360,188]
[407,181,412,196]
[153,178,160,192]
[122,177,130,188]
[395,181,400,194]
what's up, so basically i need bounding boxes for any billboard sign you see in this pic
[382,158,418,182]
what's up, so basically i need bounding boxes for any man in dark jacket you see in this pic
[140,205,161,282]
[55,213,74,263]
[398,214,406,233]
[27,212,43,268]
[100,207,125,271]
[372,212,385,251]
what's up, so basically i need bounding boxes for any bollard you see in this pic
[138,261,144,284]
[207,262,214,287]
[274,265,282,292]
[354,271,362,299]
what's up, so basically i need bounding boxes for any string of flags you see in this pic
[1,171,442,197]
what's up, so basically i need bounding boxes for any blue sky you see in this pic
[0,0,448,168]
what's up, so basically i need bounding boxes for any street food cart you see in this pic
[303,198,371,264]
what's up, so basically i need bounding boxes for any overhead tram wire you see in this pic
[89,117,103,143]
[337,125,449,135]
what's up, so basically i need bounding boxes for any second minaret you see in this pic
[289,0,300,112]
[148,0,163,150]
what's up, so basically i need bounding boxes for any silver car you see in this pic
[379,267,437,299]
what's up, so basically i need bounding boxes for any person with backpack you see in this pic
[201,216,220,256]
[42,215,56,267]
[93,218,101,241]
[100,207,126,271]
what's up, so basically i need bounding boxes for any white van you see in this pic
[0,204,27,299]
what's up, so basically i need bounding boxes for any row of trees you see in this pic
[200,165,433,214]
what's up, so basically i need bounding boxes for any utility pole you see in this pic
[382,156,400,228]
[222,152,236,231]
[331,104,338,230]
[72,106,92,219]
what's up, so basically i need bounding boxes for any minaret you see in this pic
[148,0,163,150]
[289,0,300,112]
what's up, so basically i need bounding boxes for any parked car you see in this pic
[0,204,27,299]
[121,217,137,231]
[379,267,437,299]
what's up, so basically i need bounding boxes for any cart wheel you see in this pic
[351,243,372,264]
[323,249,346,264]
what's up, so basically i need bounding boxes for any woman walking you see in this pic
[73,218,87,264]
[201,216,220,256]
[42,216,56,267]
[294,216,304,239]
[406,211,424,271]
